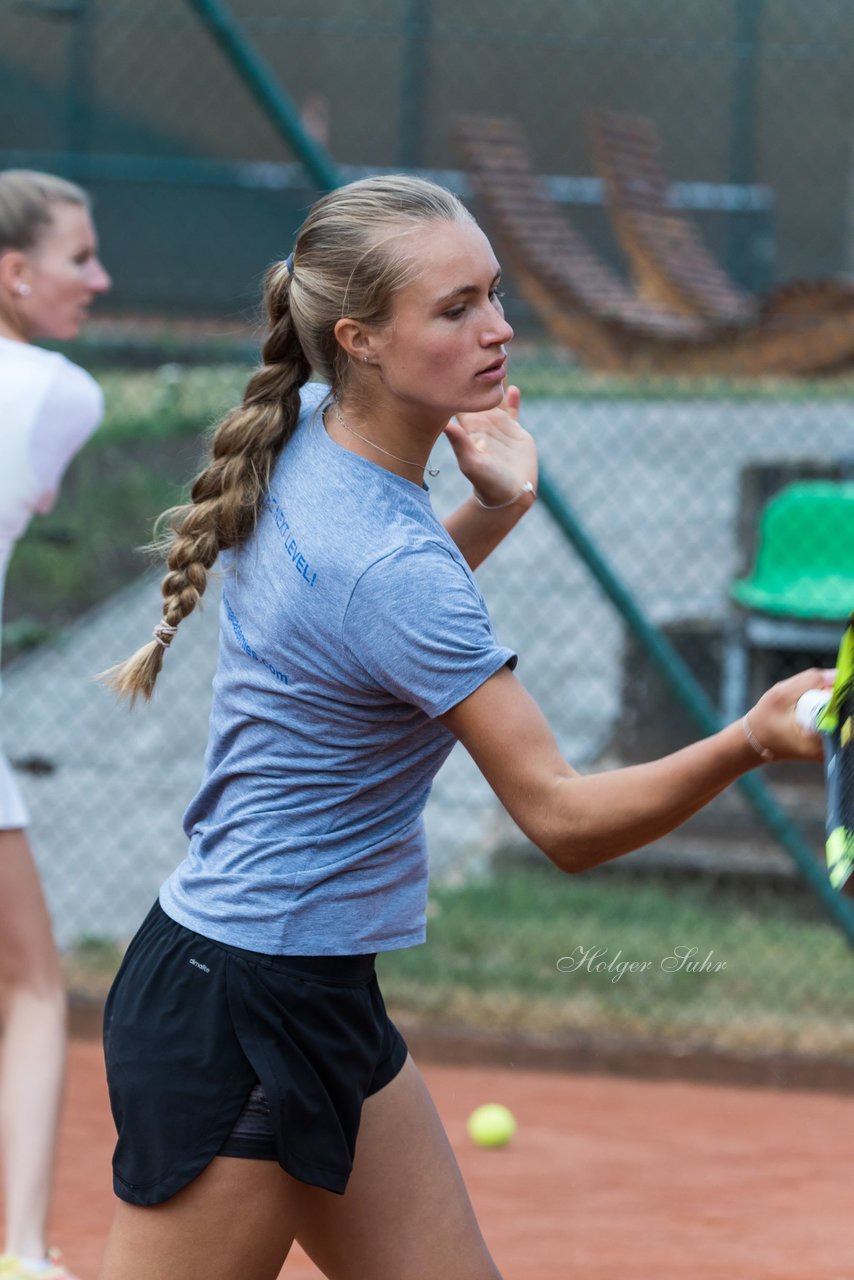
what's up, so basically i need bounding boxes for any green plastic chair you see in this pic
[722,481,854,720]
[730,481,854,619]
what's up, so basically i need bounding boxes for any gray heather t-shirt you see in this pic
[160,383,516,954]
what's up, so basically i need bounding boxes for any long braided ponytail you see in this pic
[101,174,472,703]
[100,261,310,701]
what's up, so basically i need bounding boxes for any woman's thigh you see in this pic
[296,1055,503,1280]
[0,829,61,991]
[98,1155,307,1280]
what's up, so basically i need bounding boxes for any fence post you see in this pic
[65,0,93,158]
[186,0,341,193]
[397,0,432,169]
[729,0,763,288]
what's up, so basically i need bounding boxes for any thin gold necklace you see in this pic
[331,401,440,477]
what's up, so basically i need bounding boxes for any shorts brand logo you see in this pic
[189,957,211,973]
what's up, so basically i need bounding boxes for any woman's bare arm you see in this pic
[441,664,829,873]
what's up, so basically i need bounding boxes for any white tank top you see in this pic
[0,336,104,668]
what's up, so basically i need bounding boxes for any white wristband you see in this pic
[473,480,536,511]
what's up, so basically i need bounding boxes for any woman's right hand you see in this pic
[445,384,538,507]
[745,667,836,763]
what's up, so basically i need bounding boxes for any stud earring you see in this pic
[16,284,31,297]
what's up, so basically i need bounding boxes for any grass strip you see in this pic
[377,867,854,1054]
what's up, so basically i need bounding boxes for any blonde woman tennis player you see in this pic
[99,174,827,1280]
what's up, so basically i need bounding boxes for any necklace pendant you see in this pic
[427,465,440,478]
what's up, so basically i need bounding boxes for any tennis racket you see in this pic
[796,614,854,896]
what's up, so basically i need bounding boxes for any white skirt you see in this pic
[0,743,28,830]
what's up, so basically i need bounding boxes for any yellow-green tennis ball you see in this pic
[467,1103,516,1148]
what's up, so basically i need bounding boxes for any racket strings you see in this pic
[837,683,854,819]
[827,666,854,895]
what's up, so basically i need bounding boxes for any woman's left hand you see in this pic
[443,385,538,508]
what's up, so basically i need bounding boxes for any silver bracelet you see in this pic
[473,480,536,511]
[742,714,775,762]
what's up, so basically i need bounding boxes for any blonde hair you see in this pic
[102,174,473,703]
[0,170,90,253]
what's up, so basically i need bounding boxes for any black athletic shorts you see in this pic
[103,901,408,1205]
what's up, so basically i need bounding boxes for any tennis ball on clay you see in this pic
[467,1103,516,1148]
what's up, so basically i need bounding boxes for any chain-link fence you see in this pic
[4,372,853,1064]
[2,1,854,1070]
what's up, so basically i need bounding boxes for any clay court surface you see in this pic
[37,1040,854,1279]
